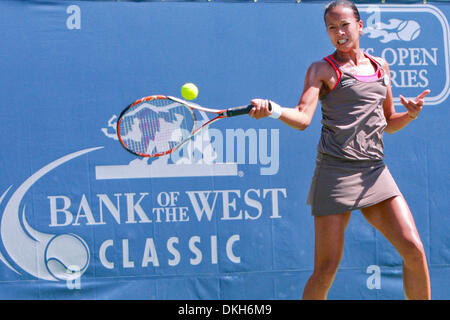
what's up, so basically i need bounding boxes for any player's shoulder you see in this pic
[310,58,330,68]
[307,58,335,75]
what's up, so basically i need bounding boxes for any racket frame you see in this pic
[117,95,252,158]
[117,95,194,158]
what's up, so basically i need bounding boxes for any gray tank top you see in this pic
[318,53,389,160]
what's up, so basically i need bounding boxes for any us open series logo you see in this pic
[359,4,450,105]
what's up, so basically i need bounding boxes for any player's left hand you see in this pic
[399,89,430,119]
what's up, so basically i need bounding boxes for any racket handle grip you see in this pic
[226,104,254,117]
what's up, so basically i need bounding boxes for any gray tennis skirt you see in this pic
[307,153,402,216]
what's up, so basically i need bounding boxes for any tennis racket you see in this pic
[116,95,256,157]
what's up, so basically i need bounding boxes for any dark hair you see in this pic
[324,0,361,23]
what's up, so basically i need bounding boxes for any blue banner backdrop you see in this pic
[0,0,448,299]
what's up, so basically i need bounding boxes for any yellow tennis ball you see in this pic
[181,83,198,100]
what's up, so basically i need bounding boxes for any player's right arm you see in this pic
[281,60,332,130]
[250,60,334,130]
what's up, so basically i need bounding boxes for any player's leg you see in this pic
[302,211,351,300]
[361,196,431,300]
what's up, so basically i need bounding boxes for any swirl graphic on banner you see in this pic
[0,147,102,281]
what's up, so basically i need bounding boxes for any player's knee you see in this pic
[401,239,427,265]
[314,259,341,279]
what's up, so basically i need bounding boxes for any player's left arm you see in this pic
[379,58,430,134]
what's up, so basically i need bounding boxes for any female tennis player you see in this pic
[249,0,431,300]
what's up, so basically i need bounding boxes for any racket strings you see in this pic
[119,98,194,156]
